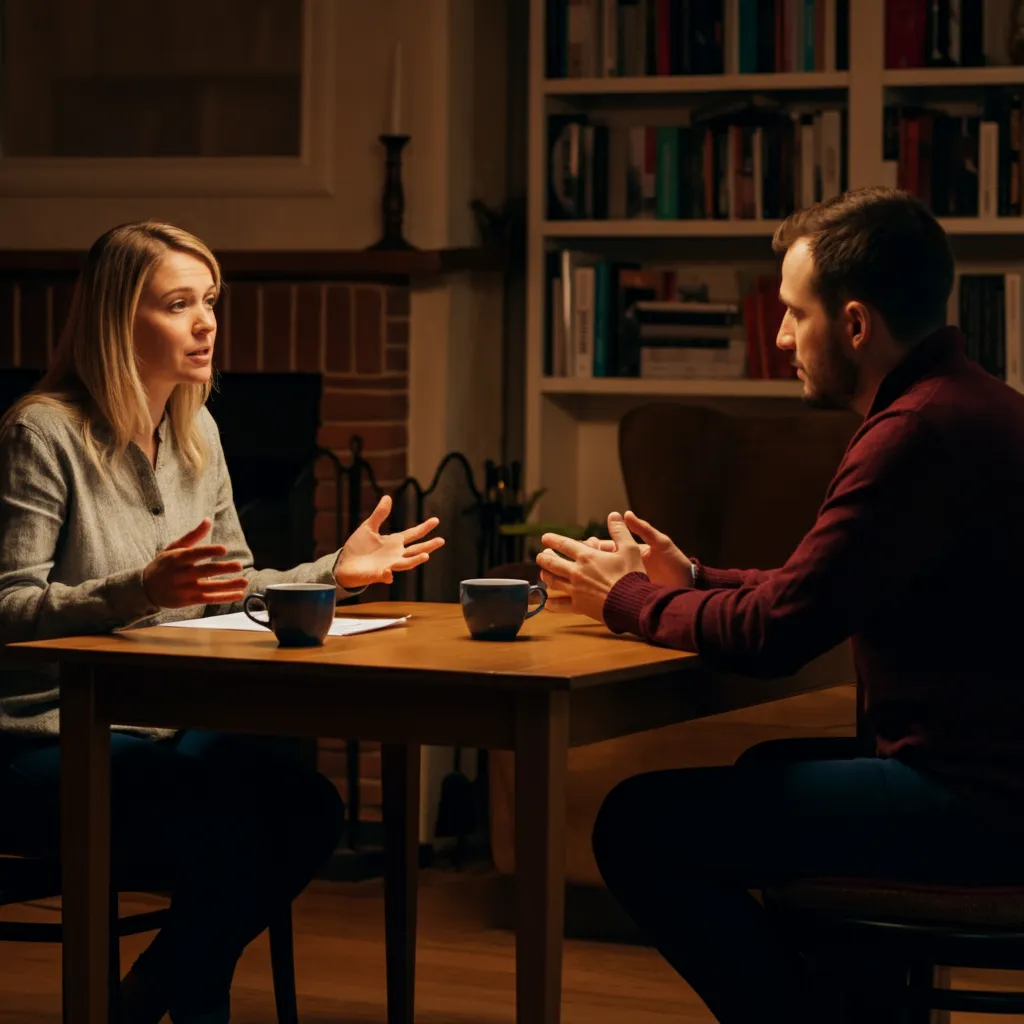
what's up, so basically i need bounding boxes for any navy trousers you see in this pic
[0,729,345,1019]
[592,737,1024,1024]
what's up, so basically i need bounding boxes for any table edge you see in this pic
[2,638,701,692]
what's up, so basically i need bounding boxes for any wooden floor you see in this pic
[1,866,1022,1022]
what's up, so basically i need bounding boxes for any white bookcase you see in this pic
[525,0,1024,529]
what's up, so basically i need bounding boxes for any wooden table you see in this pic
[8,602,849,1024]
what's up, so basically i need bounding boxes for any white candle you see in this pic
[389,40,402,136]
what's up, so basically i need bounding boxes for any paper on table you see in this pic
[160,611,409,637]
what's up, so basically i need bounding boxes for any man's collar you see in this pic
[867,326,966,417]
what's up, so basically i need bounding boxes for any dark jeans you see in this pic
[592,737,1024,1024]
[0,729,345,1019]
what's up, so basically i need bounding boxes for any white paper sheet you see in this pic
[159,611,409,637]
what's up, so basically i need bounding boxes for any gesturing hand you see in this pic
[536,512,646,623]
[580,511,693,589]
[142,519,248,609]
[334,494,445,589]
[621,511,693,587]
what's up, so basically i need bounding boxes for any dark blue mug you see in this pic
[243,582,337,647]
[459,578,547,641]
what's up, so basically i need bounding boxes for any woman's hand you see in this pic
[334,494,445,589]
[142,519,249,608]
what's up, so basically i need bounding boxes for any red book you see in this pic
[742,291,763,379]
[815,0,826,71]
[885,0,927,69]
[755,276,793,379]
[656,0,671,75]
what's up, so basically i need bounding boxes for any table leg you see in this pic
[381,742,421,1024]
[514,692,569,1024]
[60,664,111,1024]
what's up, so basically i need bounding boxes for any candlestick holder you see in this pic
[368,134,417,252]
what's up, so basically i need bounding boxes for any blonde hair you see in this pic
[4,221,221,475]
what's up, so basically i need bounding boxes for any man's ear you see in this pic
[844,300,871,353]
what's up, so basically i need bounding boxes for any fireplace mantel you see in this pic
[0,246,505,281]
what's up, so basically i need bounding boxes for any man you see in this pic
[536,188,1024,1024]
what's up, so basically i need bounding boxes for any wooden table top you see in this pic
[6,602,698,693]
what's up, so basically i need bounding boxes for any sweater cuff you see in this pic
[109,568,162,629]
[328,549,367,599]
[603,571,659,635]
[698,565,746,589]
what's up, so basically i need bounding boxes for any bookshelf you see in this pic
[882,67,1024,87]
[541,377,804,398]
[940,219,1024,235]
[544,71,851,95]
[542,219,782,237]
[526,0,1024,530]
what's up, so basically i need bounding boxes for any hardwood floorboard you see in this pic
[0,867,1021,1022]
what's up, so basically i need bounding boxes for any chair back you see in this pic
[618,401,861,732]
[618,402,859,570]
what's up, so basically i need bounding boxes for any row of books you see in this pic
[548,109,847,221]
[545,254,1024,386]
[885,0,1013,70]
[885,95,1023,219]
[546,0,850,78]
[546,253,795,381]
[956,273,1022,386]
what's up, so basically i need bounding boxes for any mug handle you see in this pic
[525,583,548,619]
[243,593,273,630]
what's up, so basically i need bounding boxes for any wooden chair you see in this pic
[0,854,299,1023]
[761,678,1024,1021]
[763,876,1024,1021]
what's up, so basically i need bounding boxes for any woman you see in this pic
[0,222,444,1024]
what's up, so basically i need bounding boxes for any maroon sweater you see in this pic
[605,327,1024,826]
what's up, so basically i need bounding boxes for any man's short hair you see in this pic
[772,187,955,346]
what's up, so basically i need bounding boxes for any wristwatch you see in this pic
[690,557,702,588]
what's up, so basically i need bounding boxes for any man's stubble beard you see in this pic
[800,324,859,411]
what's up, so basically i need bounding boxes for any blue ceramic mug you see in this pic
[243,582,337,647]
[459,578,547,641]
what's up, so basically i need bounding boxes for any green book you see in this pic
[655,127,680,220]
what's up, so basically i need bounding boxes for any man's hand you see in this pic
[536,512,646,622]
[622,510,693,587]
[334,494,445,589]
[580,511,693,588]
[142,519,248,609]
